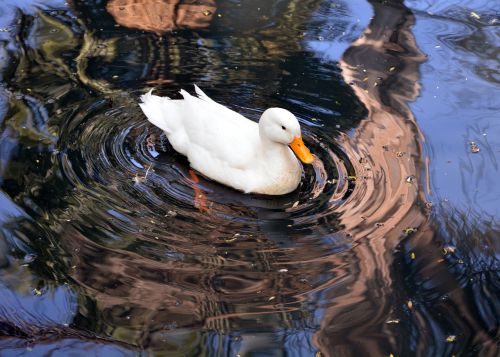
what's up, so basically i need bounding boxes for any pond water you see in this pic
[0,0,498,355]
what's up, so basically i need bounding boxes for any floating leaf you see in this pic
[446,335,456,343]
[165,210,177,217]
[403,227,418,235]
[470,11,480,19]
[470,141,480,153]
[442,246,456,255]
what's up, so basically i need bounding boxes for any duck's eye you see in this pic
[281,125,286,130]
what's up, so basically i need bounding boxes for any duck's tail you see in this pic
[139,85,209,134]
[139,89,182,134]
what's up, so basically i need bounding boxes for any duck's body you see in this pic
[139,85,313,195]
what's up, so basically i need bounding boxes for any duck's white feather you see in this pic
[139,86,303,195]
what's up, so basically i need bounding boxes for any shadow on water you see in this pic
[0,0,498,355]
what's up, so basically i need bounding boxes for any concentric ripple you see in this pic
[33,88,360,343]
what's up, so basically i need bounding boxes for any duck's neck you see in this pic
[259,137,295,167]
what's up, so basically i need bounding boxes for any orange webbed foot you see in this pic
[189,169,210,213]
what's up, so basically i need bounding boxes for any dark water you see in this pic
[0,0,498,355]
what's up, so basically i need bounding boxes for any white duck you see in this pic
[139,85,314,195]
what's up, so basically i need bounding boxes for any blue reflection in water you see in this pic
[0,0,498,355]
[407,0,500,216]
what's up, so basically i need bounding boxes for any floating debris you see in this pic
[268,296,276,301]
[470,12,481,20]
[386,319,400,324]
[225,233,240,242]
[469,141,480,153]
[203,10,212,16]
[407,300,413,310]
[278,268,288,273]
[33,288,43,296]
[347,176,357,181]
[410,252,416,260]
[446,335,457,343]
[292,201,299,208]
[389,66,396,72]
[165,210,177,217]
[442,246,456,255]
[24,254,37,263]
[405,175,416,184]
[396,151,405,157]
[403,227,418,235]
[133,165,152,184]
[133,173,144,184]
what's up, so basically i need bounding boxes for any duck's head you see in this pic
[259,108,314,164]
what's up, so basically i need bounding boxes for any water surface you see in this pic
[0,0,498,355]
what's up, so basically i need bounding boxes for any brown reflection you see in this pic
[313,0,496,355]
[63,219,338,347]
[71,0,324,93]
[106,0,216,33]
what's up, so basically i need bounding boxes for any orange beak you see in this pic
[289,135,314,164]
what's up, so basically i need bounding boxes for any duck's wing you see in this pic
[194,84,216,104]
[179,89,260,170]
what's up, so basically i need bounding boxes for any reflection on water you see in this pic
[107,0,216,33]
[0,0,498,355]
